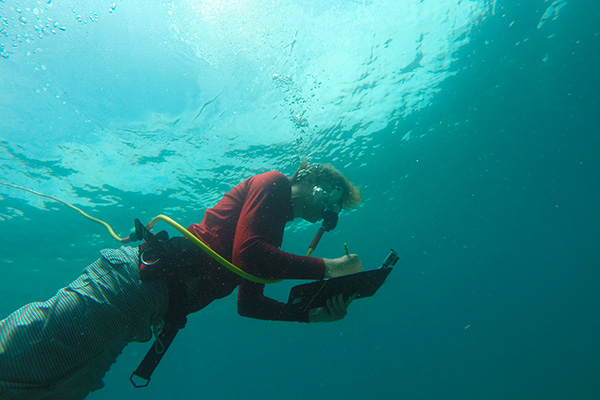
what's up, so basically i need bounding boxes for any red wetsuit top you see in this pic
[184,171,325,322]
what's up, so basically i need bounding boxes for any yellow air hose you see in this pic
[0,181,126,242]
[144,215,281,284]
[0,181,281,284]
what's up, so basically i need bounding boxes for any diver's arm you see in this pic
[237,286,355,323]
[237,282,310,322]
[237,269,359,323]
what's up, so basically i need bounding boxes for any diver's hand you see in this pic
[308,294,356,323]
[323,254,362,278]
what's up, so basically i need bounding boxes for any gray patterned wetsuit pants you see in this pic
[0,246,168,400]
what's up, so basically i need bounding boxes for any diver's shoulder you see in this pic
[254,170,289,185]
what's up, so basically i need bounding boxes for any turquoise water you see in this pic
[1,0,599,399]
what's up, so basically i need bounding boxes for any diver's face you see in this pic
[307,185,343,223]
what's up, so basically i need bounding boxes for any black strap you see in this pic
[130,318,186,388]
[131,218,190,388]
[134,218,153,243]
[135,219,169,259]
[130,219,199,388]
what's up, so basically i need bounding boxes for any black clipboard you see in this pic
[287,249,399,312]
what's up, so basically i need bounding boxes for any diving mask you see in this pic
[312,185,343,231]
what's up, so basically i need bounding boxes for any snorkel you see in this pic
[306,186,342,256]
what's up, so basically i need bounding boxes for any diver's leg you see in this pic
[0,247,167,399]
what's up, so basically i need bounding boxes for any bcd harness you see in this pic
[129,216,282,387]
[128,214,336,388]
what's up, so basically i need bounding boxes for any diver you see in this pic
[0,160,363,400]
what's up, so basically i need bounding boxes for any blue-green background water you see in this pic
[1,0,599,399]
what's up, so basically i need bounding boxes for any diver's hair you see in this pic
[289,160,362,210]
